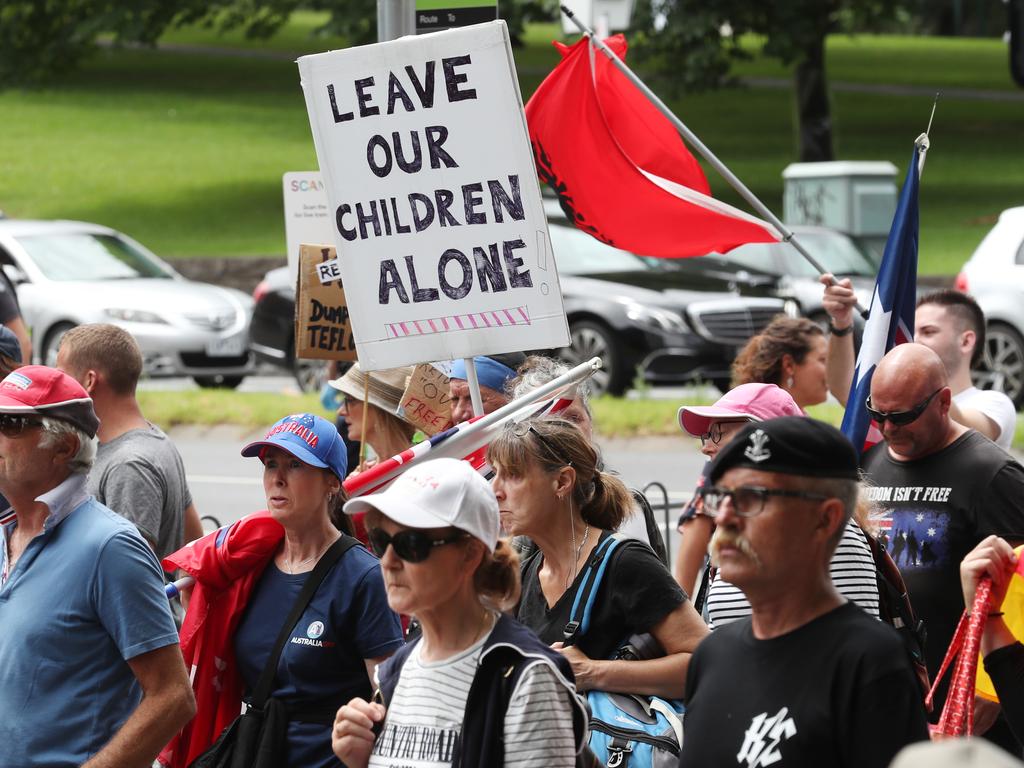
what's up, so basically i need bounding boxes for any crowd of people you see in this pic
[4,276,1024,768]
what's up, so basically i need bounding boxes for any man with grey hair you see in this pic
[680,416,928,768]
[0,365,194,767]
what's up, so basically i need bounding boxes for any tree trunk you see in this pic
[794,36,833,162]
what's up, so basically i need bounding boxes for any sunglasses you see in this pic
[865,388,942,427]
[367,527,468,563]
[0,414,44,438]
[507,421,571,467]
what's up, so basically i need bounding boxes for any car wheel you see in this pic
[42,322,76,367]
[558,319,628,397]
[193,375,245,390]
[974,322,1024,408]
[294,359,329,393]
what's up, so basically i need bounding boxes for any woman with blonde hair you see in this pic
[330,363,416,473]
[331,458,588,768]
[489,419,708,700]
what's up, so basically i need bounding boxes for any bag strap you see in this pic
[251,534,359,707]
[563,533,628,644]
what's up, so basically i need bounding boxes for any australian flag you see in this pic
[841,144,922,455]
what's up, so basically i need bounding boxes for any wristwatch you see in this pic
[829,321,853,337]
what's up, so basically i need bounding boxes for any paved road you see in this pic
[169,423,706,560]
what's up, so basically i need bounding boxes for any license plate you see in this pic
[206,334,245,357]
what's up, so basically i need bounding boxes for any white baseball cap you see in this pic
[343,458,500,552]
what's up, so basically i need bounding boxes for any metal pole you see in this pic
[378,0,416,42]
[560,5,868,316]
[463,357,485,417]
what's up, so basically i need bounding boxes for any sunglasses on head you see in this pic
[367,527,468,563]
[0,414,44,438]
[865,388,942,427]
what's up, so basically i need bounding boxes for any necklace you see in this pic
[565,524,590,589]
[284,535,336,574]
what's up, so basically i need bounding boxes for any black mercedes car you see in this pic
[249,205,789,396]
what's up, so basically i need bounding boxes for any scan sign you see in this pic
[297,20,568,371]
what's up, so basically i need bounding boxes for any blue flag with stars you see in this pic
[841,145,921,455]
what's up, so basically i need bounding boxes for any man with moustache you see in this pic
[679,417,928,768]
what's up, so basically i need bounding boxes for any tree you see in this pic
[631,0,900,161]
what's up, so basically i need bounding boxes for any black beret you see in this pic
[707,416,859,483]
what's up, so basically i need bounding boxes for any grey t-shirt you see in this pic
[87,423,193,560]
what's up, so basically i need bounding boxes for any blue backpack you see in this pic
[565,534,685,768]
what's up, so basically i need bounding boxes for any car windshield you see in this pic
[14,232,175,281]
[721,231,878,278]
[548,222,654,274]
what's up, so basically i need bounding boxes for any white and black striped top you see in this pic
[706,520,880,628]
[369,620,579,767]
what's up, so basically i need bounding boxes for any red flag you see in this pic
[526,35,779,257]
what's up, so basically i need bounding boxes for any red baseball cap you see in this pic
[678,383,803,437]
[0,365,100,438]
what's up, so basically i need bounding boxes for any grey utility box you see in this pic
[782,161,898,236]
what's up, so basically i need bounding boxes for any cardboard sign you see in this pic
[283,172,334,281]
[295,244,359,361]
[399,364,453,435]
[297,21,570,372]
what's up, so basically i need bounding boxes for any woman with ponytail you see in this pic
[489,419,708,700]
[331,458,588,768]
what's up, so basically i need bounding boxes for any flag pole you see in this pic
[559,5,868,317]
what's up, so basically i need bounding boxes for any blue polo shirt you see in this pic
[0,473,180,767]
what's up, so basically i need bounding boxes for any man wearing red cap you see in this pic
[0,366,195,767]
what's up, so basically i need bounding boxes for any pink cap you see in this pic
[678,383,802,437]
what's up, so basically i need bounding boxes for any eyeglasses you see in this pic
[367,527,468,563]
[0,414,43,438]
[865,388,942,427]
[508,421,571,467]
[341,395,360,409]
[699,485,830,517]
[700,422,725,447]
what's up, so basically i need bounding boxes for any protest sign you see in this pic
[399,363,453,435]
[283,172,334,280]
[295,244,359,361]
[297,20,569,372]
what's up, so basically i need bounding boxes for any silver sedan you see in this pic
[0,218,254,388]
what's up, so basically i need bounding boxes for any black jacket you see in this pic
[376,613,589,767]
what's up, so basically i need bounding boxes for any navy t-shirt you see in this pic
[235,544,403,768]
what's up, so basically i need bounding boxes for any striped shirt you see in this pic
[706,520,880,628]
[369,619,578,767]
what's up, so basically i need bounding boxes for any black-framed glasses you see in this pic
[699,485,830,517]
[700,422,725,447]
[367,527,468,563]
[865,388,942,427]
[341,395,360,409]
[507,421,571,467]
[0,414,43,438]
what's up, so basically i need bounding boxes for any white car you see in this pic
[956,206,1024,407]
[0,218,254,387]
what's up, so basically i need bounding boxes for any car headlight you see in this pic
[105,308,168,324]
[621,301,689,334]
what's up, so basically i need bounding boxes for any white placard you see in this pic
[297,20,569,371]
[283,172,334,280]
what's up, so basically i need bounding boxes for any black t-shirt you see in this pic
[516,531,685,660]
[680,602,929,768]
[862,430,1024,708]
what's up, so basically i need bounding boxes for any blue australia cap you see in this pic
[241,413,348,479]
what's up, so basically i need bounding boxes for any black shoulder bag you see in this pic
[190,535,358,768]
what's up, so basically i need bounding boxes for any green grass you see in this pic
[1,17,1021,273]
[137,389,322,428]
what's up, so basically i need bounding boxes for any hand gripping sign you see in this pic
[298,20,569,372]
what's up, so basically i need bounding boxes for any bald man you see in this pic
[861,344,1024,737]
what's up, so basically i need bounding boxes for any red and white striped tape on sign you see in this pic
[386,306,531,338]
